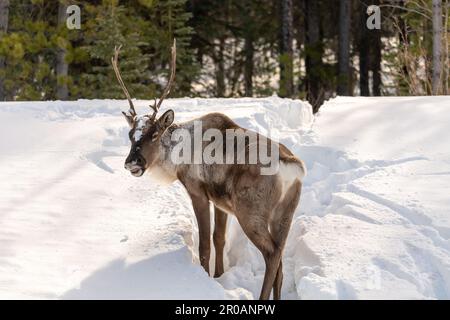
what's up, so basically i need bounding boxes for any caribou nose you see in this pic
[135,156,145,166]
[124,157,144,170]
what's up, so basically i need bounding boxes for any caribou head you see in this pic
[112,39,177,177]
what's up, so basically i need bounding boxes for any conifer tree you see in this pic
[0,0,10,100]
[0,1,57,100]
[77,2,150,99]
[152,0,198,96]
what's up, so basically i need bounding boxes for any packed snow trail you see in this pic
[0,96,449,299]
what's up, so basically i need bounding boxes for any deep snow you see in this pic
[0,96,449,299]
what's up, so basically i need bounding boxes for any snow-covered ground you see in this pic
[0,96,449,299]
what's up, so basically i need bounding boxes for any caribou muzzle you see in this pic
[124,153,146,177]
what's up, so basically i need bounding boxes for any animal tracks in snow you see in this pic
[2,96,450,300]
[293,144,450,299]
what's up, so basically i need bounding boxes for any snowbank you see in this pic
[293,96,450,299]
[1,95,449,299]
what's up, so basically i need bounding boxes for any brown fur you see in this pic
[124,111,304,300]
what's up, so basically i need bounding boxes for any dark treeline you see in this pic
[0,0,448,111]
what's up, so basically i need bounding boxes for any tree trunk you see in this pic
[244,34,254,97]
[215,37,226,97]
[371,30,382,96]
[337,0,352,96]
[296,0,306,94]
[432,0,442,95]
[56,1,69,100]
[359,0,369,96]
[444,0,449,95]
[0,0,10,101]
[370,0,382,97]
[397,0,410,95]
[305,0,323,111]
[279,0,293,97]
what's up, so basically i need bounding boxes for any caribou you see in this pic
[111,39,306,300]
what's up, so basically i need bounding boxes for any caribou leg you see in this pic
[188,191,211,275]
[270,179,302,300]
[213,206,228,278]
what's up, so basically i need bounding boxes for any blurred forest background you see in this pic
[0,0,448,111]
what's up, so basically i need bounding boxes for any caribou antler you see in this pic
[111,45,137,117]
[150,38,177,121]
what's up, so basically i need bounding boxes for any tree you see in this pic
[189,0,278,97]
[0,0,10,100]
[232,0,278,97]
[337,0,352,96]
[396,0,410,95]
[0,1,58,100]
[1,0,446,102]
[243,2,255,97]
[385,0,450,95]
[78,2,151,99]
[279,0,293,97]
[155,0,198,96]
[56,1,68,100]
[304,0,324,111]
[244,33,254,97]
[432,0,442,94]
[216,36,226,97]
[188,0,228,96]
[358,0,370,96]
[370,0,382,96]
[371,32,382,96]
[230,1,257,97]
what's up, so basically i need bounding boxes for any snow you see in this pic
[1,95,450,299]
[133,115,150,142]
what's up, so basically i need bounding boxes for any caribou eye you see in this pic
[151,132,159,141]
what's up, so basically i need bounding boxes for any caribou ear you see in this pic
[122,111,134,128]
[158,109,174,130]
